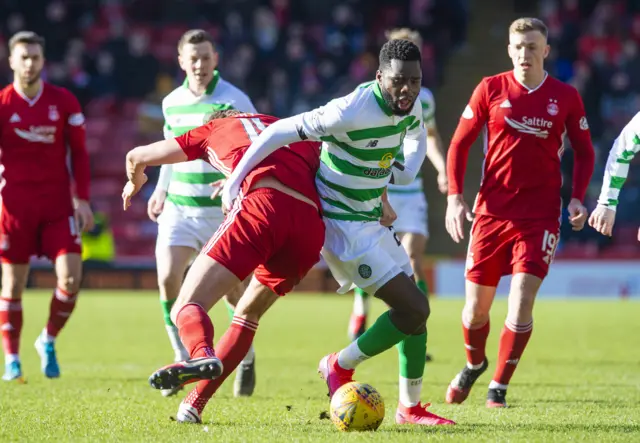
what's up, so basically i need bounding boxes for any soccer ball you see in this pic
[330,382,385,432]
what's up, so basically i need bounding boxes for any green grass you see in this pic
[1,291,639,442]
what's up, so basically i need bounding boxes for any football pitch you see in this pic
[1,291,639,442]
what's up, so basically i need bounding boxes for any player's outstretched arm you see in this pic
[122,139,188,210]
[588,112,640,236]
[222,117,305,209]
[425,127,448,194]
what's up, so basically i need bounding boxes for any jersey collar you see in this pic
[512,70,548,94]
[182,70,220,96]
[14,82,44,107]
[372,82,393,116]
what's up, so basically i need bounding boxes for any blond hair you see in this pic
[384,28,422,48]
[509,18,548,39]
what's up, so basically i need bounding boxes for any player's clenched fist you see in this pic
[567,198,588,232]
[588,204,616,237]
[147,190,166,222]
[445,194,473,243]
[379,189,397,227]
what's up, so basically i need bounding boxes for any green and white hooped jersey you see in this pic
[597,111,640,211]
[356,82,435,195]
[161,71,256,217]
[295,82,425,222]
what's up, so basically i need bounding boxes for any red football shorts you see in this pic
[0,190,81,264]
[465,214,560,286]
[202,188,325,295]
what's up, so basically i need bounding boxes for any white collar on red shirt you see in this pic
[512,70,548,94]
[14,82,44,107]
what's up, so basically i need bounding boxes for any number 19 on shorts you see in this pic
[541,230,558,265]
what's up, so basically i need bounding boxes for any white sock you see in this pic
[40,328,55,344]
[5,353,19,364]
[165,324,188,360]
[466,361,484,370]
[399,376,422,408]
[337,341,370,370]
[241,344,255,365]
[352,292,370,316]
[488,380,508,390]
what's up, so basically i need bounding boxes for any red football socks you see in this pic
[462,318,490,366]
[46,287,78,337]
[0,298,22,357]
[175,303,215,358]
[185,316,258,414]
[492,319,533,385]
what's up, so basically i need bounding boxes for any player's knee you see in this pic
[407,247,423,265]
[2,283,24,299]
[234,303,263,323]
[506,293,535,324]
[157,270,182,294]
[401,292,429,332]
[463,305,490,327]
[58,275,80,294]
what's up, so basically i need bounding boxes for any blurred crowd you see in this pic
[540,0,640,254]
[0,0,468,114]
[0,0,469,259]
[1,0,639,258]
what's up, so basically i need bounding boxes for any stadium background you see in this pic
[1,0,639,295]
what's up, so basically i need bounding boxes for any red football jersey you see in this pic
[175,114,321,209]
[448,71,595,220]
[0,82,90,200]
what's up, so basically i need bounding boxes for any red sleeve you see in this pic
[65,90,90,200]
[565,88,595,202]
[174,124,211,161]
[447,79,489,195]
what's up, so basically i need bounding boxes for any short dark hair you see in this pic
[177,29,215,53]
[379,39,421,70]
[8,31,45,53]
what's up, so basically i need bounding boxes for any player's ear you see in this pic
[212,50,219,70]
[375,70,383,83]
[543,44,550,59]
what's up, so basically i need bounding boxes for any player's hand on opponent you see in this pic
[73,198,95,232]
[147,190,166,222]
[209,179,229,215]
[445,194,474,243]
[588,204,616,236]
[221,178,241,215]
[567,198,588,232]
[437,172,448,194]
[122,173,148,211]
[380,189,397,227]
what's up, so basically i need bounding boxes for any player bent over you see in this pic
[123,110,325,423]
[589,111,640,238]
[148,29,258,397]
[0,32,94,381]
[223,40,454,426]
[444,18,595,407]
